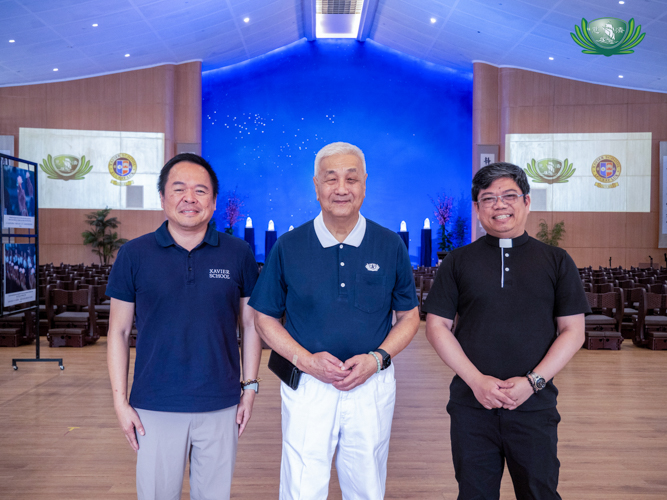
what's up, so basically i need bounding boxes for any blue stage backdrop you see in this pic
[203,39,472,264]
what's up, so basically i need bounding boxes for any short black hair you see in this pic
[472,162,530,202]
[158,153,219,198]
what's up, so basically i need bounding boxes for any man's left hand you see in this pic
[332,354,378,392]
[236,390,256,437]
[499,376,534,410]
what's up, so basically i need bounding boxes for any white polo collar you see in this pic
[314,212,366,248]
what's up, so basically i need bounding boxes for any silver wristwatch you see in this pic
[526,371,546,394]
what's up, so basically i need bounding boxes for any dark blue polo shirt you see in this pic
[107,221,258,413]
[249,218,418,361]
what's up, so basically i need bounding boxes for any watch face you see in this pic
[535,378,546,389]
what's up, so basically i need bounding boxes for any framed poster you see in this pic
[2,161,36,229]
[3,243,37,307]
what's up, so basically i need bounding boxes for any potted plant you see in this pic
[81,207,128,265]
[221,188,245,235]
[536,219,565,246]
[431,193,454,261]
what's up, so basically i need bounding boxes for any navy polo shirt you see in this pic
[107,221,258,413]
[249,215,418,361]
[423,232,590,411]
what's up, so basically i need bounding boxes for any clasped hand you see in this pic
[471,375,534,411]
[306,351,378,391]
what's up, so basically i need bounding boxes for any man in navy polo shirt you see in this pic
[250,142,420,500]
[424,162,590,500]
[107,153,261,500]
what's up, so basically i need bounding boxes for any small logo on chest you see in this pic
[210,269,230,279]
[365,263,380,271]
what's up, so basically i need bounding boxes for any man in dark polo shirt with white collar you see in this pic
[250,142,420,499]
[424,162,590,500]
[107,153,261,500]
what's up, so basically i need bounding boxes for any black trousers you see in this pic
[447,401,561,500]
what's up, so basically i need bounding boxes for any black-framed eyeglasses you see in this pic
[476,193,525,208]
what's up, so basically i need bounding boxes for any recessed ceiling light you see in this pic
[53,68,58,72]
[430,17,436,23]
[619,75,624,78]
[549,56,554,60]
[92,23,98,27]
[125,54,130,57]
[243,17,249,23]
[619,1,625,4]
[9,39,15,43]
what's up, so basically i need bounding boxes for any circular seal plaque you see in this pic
[591,154,621,187]
[108,153,137,185]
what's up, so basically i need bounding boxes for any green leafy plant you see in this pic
[536,219,565,247]
[81,208,128,265]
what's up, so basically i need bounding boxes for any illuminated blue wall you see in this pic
[202,39,472,264]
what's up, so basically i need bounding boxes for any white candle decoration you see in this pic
[400,221,407,232]
[246,217,253,228]
[423,218,431,230]
[288,225,294,231]
[268,220,275,231]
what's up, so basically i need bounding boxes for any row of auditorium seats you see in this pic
[580,266,667,351]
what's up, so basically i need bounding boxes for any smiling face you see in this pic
[160,161,216,235]
[474,177,530,239]
[313,153,367,226]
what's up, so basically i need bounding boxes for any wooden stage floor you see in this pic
[1,324,666,499]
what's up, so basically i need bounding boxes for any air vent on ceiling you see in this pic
[317,0,363,15]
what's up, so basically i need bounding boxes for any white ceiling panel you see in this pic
[0,0,665,93]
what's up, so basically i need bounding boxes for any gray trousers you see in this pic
[135,406,238,500]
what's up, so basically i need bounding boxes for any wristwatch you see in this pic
[526,371,546,393]
[241,378,261,394]
[374,349,392,370]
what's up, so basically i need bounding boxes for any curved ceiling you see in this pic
[1,0,666,92]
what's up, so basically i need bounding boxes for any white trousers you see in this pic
[135,407,238,500]
[279,364,396,500]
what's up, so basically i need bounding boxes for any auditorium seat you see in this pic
[46,286,100,348]
[633,291,667,350]
[584,289,624,350]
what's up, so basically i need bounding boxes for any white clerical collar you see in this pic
[314,212,366,248]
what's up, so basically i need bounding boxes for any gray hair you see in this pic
[314,142,366,177]
[472,162,530,202]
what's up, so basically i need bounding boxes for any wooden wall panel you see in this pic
[475,63,666,268]
[0,63,201,264]
[38,209,166,265]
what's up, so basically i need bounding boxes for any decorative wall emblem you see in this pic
[108,153,137,186]
[591,155,621,189]
[571,17,645,56]
[39,154,93,181]
[524,158,575,184]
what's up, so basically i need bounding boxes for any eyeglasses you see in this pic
[477,193,525,208]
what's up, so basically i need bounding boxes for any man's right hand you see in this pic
[470,374,516,410]
[302,352,348,384]
[114,402,145,452]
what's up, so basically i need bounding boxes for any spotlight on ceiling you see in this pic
[619,75,624,78]
[549,56,554,60]
[92,23,98,27]
[430,18,436,24]
[125,54,130,57]
[53,68,58,72]
[619,1,625,4]
[9,39,15,43]
[243,17,249,23]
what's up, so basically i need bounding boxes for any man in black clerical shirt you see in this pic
[423,162,590,500]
